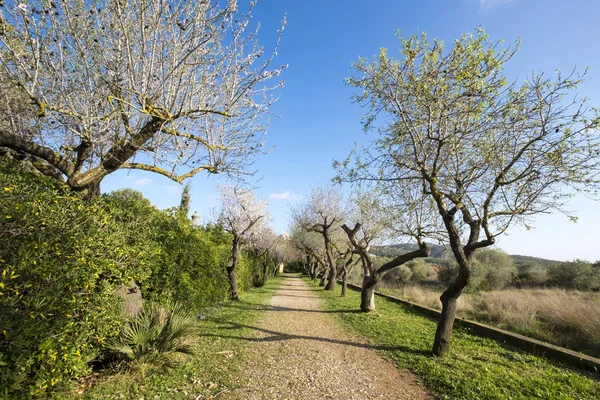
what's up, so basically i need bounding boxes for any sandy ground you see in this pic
[227,275,433,400]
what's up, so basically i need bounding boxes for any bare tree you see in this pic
[290,185,346,290]
[217,184,268,300]
[289,224,326,282]
[0,0,286,197]
[341,189,434,311]
[340,28,600,355]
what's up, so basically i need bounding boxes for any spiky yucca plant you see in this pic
[108,302,198,373]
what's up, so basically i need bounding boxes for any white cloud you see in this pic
[269,191,299,201]
[133,178,152,186]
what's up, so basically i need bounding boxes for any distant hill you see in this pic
[371,243,446,259]
[372,244,564,267]
[509,254,562,268]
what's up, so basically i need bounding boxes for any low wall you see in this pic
[344,282,600,374]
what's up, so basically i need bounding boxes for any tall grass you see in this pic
[379,285,600,358]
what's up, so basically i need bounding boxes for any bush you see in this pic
[107,302,197,374]
[548,259,600,290]
[0,161,258,397]
[0,160,152,397]
[437,248,516,291]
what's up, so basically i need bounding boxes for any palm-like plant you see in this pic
[108,302,198,373]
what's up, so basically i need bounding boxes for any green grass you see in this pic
[310,279,600,400]
[69,277,283,399]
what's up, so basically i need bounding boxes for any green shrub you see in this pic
[0,160,261,398]
[107,302,197,374]
[0,160,152,397]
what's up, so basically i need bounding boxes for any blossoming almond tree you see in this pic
[0,0,286,197]
[217,184,268,300]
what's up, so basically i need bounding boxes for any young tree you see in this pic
[0,0,286,197]
[217,184,268,300]
[340,28,600,355]
[178,182,191,217]
[290,185,346,290]
[341,190,434,311]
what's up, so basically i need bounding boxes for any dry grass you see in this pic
[380,284,600,358]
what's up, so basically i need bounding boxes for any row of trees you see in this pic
[0,1,293,396]
[293,28,600,357]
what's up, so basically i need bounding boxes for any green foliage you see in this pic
[178,183,191,217]
[0,161,255,398]
[0,160,152,397]
[312,279,600,400]
[107,302,197,374]
[437,249,517,291]
[407,259,429,282]
[76,277,284,399]
[516,262,548,287]
[475,249,517,290]
[102,192,237,310]
[548,260,600,291]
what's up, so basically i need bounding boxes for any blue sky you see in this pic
[102,0,600,262]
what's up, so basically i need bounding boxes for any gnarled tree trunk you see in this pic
[325,265,336,290]
[319,266,328,286]
[432,264,470,355]
[360,274,377,312]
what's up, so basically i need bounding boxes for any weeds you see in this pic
[380,285,600,358]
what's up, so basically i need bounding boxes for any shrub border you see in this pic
[343,282,600,374]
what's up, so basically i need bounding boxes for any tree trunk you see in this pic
[262,262,269,285]
[227,236,240,300]
[360,275,377,312]
[341,270,348,297]
[324,264,337,290]
[432,262,470,355]
[319,267,327,286]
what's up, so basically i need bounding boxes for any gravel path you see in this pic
[228,275,432,400]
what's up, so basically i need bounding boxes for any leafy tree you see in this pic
[548,259,600,290]
[0,0,285,197]
[474,248,517,290]
[217,185,269,300]
[178,183,191,217]
[515,262,548,287]
[340,28,600,355]
[407,259,429,282]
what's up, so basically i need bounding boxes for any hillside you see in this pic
[372,244,564,267]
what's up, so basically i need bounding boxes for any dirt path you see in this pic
[228,275,432,400]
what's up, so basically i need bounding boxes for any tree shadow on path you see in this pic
[202,320,431,357]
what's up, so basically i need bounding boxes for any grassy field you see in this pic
[69,277,283,399]
[312,279,600,400]
[379,285,600,358]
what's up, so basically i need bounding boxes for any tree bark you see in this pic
[80,181,101,200]
[432,250,471,355]
[325,263,337,290]
[227,236,241,300]
[360,275,377,312]
[319,266,327,286]
[341,270,348,297]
